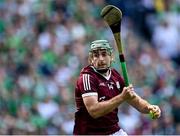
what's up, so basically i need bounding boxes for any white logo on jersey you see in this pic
[108,84,113,90]
[99,82,106,87]
[99,96,106,101]
[116,81,121,89]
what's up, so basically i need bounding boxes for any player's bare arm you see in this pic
[126,84,161,119]
[83,85,135,119]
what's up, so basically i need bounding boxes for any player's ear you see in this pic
[88,56,91,64]
[110,54,115,62]
[91,60,94,64]
[88,55,94,65]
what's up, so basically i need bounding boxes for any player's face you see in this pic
[91,49,112,70]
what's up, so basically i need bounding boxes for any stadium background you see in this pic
[0,0,179,134]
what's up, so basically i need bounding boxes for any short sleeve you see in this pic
[77,73,98,97]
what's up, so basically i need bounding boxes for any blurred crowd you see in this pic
[0,0,179,135]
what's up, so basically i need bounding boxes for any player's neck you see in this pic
[91,65,110,74]
[101,69,110,76]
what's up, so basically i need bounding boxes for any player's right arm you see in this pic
[83,91,132,119]
[79,74,135,119]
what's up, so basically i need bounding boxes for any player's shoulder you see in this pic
[111,68,125,83]
[77,65,97,83]
[80,65,94,75]
[111,67,120,75]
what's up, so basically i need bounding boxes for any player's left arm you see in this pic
[127,89,161,119]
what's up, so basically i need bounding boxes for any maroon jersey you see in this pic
[73,65,125,135]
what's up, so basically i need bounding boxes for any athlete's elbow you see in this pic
[89,113,99,119]
[88,109,101,119]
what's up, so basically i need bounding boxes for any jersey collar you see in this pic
[90,66,111,80]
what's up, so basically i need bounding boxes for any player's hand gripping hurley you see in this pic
[101,5,129,86]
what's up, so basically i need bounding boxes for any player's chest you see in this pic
[97,79,122,101]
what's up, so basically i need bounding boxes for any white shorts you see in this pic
[110,129,128,136]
